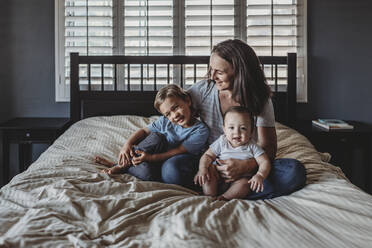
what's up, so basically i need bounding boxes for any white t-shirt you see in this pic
[210,135,265,161]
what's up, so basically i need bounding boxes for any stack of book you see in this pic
[312,119,354,130]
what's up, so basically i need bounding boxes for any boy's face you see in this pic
[223,112,252,147]
[159,96,192,128]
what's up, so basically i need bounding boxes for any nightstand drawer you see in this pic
[5,129,57,142]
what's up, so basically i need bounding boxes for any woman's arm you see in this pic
[256,126,277,161]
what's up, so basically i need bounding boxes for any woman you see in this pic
[187,39,306,199]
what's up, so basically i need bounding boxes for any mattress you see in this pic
[1,116,372,247]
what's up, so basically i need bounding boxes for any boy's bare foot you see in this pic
[101,165,129,175]
[217,195,230,201]
[95,156,116,167]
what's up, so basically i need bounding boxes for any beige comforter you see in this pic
[1,116,372,247]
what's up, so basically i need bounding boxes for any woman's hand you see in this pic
[131,150,153,165]
[248,173,265,192]
[215,158,257,182]
[118,143,135,166]
[194,167,210,186]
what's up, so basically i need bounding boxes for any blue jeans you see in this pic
[246,158,306,200]
[160,157,306,198]
[127,132,198,187]
[161,154,199,188]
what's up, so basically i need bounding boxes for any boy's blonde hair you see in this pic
[154,84,192,113]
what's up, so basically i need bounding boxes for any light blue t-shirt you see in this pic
[147,116,209,155]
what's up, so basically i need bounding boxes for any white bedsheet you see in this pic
[1,116,372,247]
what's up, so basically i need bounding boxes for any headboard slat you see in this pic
[114,64,117,91]
[101,64,104,91]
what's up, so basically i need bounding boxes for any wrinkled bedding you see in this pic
[1,116,372,247]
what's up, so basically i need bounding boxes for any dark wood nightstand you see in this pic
[0,117,70,184]
[294,120,372,193]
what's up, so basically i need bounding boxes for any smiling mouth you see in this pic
[175,117,184,124]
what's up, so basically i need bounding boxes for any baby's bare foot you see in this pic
[95,156,115,167]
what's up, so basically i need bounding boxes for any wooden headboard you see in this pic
[70,53,296,126]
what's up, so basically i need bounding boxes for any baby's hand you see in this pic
[194,168,210,186]
[248,173,265,192]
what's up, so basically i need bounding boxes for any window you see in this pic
[55,0,307,101]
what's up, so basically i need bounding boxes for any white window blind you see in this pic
[124,0,173,55]
[123,0,174,89]
[185,0,235,55]
[56,0,115,96]
[247,0,297,56]
[247,0,298,87]
[55,0,307,101]
[184,0,235,85]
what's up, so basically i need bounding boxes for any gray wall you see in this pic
[1,0,372,187]
[0,0,69,119]
[298,0,372,122]
[0,2,13,123]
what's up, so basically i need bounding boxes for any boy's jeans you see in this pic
[127,132,199,188]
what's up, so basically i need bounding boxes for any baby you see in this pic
[194,106,271,200]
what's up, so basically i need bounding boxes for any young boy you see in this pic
[194,106,271,200]
[95,84,209,187]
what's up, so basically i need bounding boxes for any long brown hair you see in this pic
[210,39,271,116]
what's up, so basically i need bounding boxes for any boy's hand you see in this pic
[194,167,210,186]
[118,143,135,166]
[131,150,152,165]
[248,173,265,192]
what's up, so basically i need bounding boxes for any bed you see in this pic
[1,53,372,247]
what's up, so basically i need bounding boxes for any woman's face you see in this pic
[209,53,234,91]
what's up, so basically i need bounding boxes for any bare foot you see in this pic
[101,165,129,175]
[95,156,116,167]
[217,195,230,201]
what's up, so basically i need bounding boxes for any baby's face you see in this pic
[223,112,252,147]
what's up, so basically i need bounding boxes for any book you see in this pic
[312,119,354,130]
